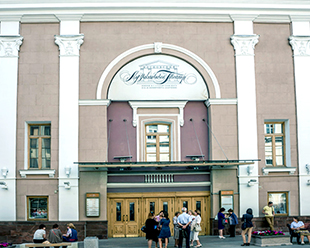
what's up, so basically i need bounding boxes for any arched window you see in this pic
[145,124,170,162]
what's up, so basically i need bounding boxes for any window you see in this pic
[264,122,285,166]
[145,124,170,162]
[268,192,288,216]
[28,124,51,169]
[27,196,48,220]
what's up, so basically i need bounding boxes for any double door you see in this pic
[108,192,210,238]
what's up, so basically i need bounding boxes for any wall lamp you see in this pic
[65,167,71,177]
[247,179,257,187]
[1,168,8,178]
[306,164,310,175]
[64,182,71,189]
[247,165,254,175]
[0,182,8,190]
[307,179,310,186]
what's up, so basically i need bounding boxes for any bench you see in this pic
[20,242,78,248]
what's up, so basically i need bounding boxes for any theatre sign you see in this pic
[108,54,209,100]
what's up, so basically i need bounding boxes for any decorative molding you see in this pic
[96,43,221,99]
[0,35,23,57]
[262,167,297,175]
[145,174,174,183]
[107,181,211,188]
[288,36,310,56]
[54,34,84,56]
[154,42,162,53]
[129,101,187,127]
[79,99,111,106]
[230,34,259,56]
[205,98,237,107]
[19,169,56,178]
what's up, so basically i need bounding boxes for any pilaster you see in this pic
[289,29,310,215]
[0,25,23,221]
[231,25,259,217]
[55,28,84,221]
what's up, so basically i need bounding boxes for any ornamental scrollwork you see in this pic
[289,36,310,56]
[0,36,23,57]
[230,34,259,56]
[55,34,84,56]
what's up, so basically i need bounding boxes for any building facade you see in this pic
[0,0,310,240]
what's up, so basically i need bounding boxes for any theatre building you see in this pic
[0,0,310,242]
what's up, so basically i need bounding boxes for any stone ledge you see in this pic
[251,235,292,247]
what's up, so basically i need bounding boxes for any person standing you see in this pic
[177,207,192,248]
[241,208,253,246]
[191,210,202,248]
[48,224,62,245]
[173,212,181,247]
[228,209,238,237]
[262,202,275,231]
[145,212,159,248]
[188,210,195,246]
[217,208,226,239]
[158,211,171,248]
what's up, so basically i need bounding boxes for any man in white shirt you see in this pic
[177,207,192,248]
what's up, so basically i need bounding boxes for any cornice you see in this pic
[1,3,310,23]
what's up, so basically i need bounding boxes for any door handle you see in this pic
[123,215,125,222]
[126,215,128,221]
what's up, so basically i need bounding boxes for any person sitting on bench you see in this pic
[291,217,310,245]
[62,223,78,248]
[33,224,47,244]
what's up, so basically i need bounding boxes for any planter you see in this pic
[251,235,292,247]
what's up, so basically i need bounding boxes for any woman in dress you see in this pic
[191,210,202,248]
[158,211,171,248]
[145,212,159,248]
[228,208,238,237]
[173,212,180,247]
[217,207,226,239]
[241,208,253,246]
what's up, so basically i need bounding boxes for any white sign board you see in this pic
[108,55,208,100]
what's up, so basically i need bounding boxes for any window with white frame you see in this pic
[264,122,285,167]
[28,124,51,169]
[145,123,170,162]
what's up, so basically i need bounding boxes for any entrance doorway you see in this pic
[108,192,210,238]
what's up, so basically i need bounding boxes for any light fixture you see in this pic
[0,182,8,189]
[64,182,71,189]
[1,168,8,178]
[186,155,205,161]
[307,179,310,186]
[65,167,71,177]
[247,165,254,175]
[247,179,257,187]
[306,164,310,175]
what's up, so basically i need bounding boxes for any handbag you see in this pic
[222,218,228,225]
[194,224,202,232]
[141,225,147,233]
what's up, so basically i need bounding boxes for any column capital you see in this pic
[0,35,23,57]
[289,36,310,56]
[230,34,259,56]
[54,34,84,56]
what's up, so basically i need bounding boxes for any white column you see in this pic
[231,19,259,217]
[289,20,310,216]
[0,20,22,221]
[55,18,84,221]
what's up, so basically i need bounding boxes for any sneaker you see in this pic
[190,244,194,247]
[301,242,305,245]
[195,245,202,248]
[222,236,226,239]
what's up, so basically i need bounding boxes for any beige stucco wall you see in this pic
[254,23,298,215]
[16,23,60,220]
[79,105,108,162]
[208,104,238,160]
[80,22,236,100]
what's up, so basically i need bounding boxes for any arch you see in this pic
[96,43,221,100]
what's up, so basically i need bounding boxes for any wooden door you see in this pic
[192,197,206,235]
[110,199,140,237]
[159,198,175,235]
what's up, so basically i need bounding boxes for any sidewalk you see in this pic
[94,235,302,248]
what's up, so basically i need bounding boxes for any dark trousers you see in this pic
[178,225,190,248]
[229,224,236,237]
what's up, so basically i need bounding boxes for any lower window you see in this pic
[268,192,288,216]
[27,196,48,220]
